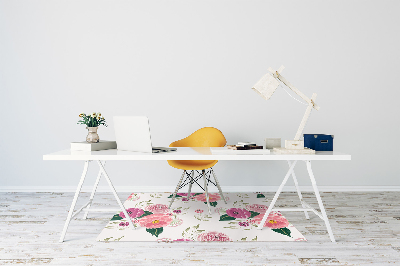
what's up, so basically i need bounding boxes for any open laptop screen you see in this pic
[114,116,153,153]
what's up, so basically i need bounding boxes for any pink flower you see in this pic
[194,193,221,202]
[176,193,196,197]
[173,209,181,214]
[119,208,145,219]
[252,212,289,229]
[173,238,192,241]
[238,221,249,227]
[137,213,173,229]
[246,204,268,213]
[127,193,140,201]
[145,204,169,213]
[182,198,189,201]
[119,222,129,226]
[195,209,204,213]
[226,208,251,219]
[197,231,231,242]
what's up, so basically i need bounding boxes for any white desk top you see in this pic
[43,147,351,161]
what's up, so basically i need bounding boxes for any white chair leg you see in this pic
[211,168,227,204]
[203,169,211,214]
[169,170,186,209]
[187,171,193,200]
[306,160,336,242]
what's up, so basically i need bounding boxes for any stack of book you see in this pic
[211,142,270,155]
[227,142,263,150]
[70,140,117,151]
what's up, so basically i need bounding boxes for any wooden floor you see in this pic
[0,191,399,265]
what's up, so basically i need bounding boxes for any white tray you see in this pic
[211,147,270,155]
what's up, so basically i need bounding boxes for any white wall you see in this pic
[1,0,399,190]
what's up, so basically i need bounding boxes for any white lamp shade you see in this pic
[252,73,280,101]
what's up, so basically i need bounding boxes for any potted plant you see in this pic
[77,112,107,143]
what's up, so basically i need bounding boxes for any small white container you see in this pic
[265,138,281,149]
[285,140,304,150]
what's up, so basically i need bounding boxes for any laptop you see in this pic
[113,116,177,153]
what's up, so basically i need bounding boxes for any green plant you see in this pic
[77,112,107,127]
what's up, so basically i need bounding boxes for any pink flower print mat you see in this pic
[97,192,307,242]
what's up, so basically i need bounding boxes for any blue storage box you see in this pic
[304,134,334,151]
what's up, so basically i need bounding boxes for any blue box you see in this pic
[304,134,334,151]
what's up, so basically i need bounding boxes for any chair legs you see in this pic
[169,168,226,214]
[169,170,186,209]
[202,169,212,214]
[211,168,227,204]
[187,170,194,200]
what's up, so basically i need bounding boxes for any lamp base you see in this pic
[273,147,315,154]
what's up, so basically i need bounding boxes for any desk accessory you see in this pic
[304,134,334,151]
[265,138,281,149]
[227,145,263,150]
[211,147,270,154]
[77,112,107,143]
[252,66,319,154]
[71,140,117,151]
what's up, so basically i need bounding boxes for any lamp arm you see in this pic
[273,72,320,111]
[294,93,317,140]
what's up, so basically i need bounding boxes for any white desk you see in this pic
[43,148,351,242]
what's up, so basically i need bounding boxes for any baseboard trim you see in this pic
[1,186,400,193]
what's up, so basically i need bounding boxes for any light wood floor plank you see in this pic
[0,192,399,265]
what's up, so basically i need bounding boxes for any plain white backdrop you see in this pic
[0,0,399,190]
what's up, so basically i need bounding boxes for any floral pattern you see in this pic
[119,208,145,219]
[97,192,306,242]
[252,212,289,229]
[246,204,268,213]
[138,213,173,229]
[145,204,169,213]
[197,231,231,241]
[226,208,251,219]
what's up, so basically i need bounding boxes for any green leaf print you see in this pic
[257,193,265,198]
[219,214,236,221]
[168,194,182,198]
[110,214,123,221]
[249,211,260,219]
[204,201,218,207]
[272,227,291,237]
[137,211,153,219]
[146,227,164,237]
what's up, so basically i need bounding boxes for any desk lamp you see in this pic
[252,66,319,154]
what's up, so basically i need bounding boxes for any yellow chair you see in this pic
[168,127,227,213]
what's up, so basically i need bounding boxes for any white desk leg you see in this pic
[59,160,89,242]
[203,169,211,214]
[306,160,336,242]
[187,171,193,200]
[211,168,227,204]
[83,161,105,219]
[96,160,136,229]
[288,160,309,220]
[257,160,298,230]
